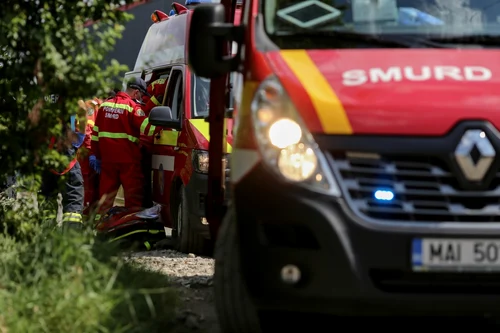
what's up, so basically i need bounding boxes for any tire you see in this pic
[214,206,262,333]
[175,186,206,255]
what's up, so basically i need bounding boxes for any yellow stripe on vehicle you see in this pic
[154,129,179,146]
[280,50,353,134]
[189,119,233,153]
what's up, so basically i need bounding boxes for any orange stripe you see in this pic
[279,50,352,134]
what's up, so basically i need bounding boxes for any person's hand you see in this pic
[89,155,101,174]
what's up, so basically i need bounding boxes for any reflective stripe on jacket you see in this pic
[139,117,162,153]
[91,92,150,163]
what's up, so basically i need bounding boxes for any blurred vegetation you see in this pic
[0,0,133,178]
[0,1,180,332]
[0,193,180,332]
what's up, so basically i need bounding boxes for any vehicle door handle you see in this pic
[173,146,179,151]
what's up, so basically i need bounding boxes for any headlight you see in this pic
[251,75,340,196]
[192,149,230,175]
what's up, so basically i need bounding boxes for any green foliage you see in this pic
[0,196,179,333]
[0,1,182,331]
[0,0,133,182]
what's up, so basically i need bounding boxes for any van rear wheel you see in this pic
[174,186,205,255]
[214,206,262,333]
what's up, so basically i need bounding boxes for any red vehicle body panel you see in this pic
[144,8,240,230]
[265,50,500,136]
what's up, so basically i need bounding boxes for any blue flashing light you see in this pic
[169,9,175,16]
[185,0,213,5]
[374,190,394,201]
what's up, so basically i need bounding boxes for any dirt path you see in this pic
[127,249,220,332]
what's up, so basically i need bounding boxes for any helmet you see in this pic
[126,77,151,97]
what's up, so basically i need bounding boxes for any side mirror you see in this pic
[188,4,244,78]
[149,106,182,130]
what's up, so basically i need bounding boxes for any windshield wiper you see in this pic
[274,30,452,48]
[426,34,500,46]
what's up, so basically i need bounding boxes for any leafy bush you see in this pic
[0,193,180,333]
[0,1,183,331]
[0,0,133,180]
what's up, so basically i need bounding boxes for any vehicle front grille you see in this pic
[330,152,500,223]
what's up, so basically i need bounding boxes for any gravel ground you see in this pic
[125,249,219,333]
[125,249,500,332]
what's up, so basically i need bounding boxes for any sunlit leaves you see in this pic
[0,0,135,184]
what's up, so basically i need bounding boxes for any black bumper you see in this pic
[185,171,231,238]
[234,164,500,316]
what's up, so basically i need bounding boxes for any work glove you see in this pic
[89,155,101,174]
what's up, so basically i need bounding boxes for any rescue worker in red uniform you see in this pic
[90,77,152,216]
[143,78,168,114]
[139,78,169,208]
[78,97,102,216]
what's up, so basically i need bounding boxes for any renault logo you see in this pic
[454,129,496,182]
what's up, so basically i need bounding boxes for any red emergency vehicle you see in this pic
[187,0,500,331]
[99,0,241,254]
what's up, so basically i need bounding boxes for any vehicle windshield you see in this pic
[262,0,500,49]
[191,73,235,118]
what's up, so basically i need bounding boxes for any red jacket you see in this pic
[91,92,148,164]
[82,98,102,150]
[143,78,168,115]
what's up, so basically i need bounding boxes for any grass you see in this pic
[0,188,181,333]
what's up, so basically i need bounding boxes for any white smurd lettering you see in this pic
[369,67,403,83]
[341,66,493,85]
[342,69,367,86]
[403,66,431,81]
[464,66,492,80]
[103,106,124,114]
[434,66,462,80]
[105,112,120,119]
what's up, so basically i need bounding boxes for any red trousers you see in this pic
[80,156,100,215]
[98,162,144,214]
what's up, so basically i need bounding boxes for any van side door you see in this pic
[152,66,185,227]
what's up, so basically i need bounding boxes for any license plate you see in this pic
[412,238,500,272]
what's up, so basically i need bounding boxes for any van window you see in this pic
[165,70,183,120]
[263,0,500,49]
[191,73,235,119]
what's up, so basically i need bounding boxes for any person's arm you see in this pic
[131,104,148,132]
[133,103,161,152]
[91,105,103,160]
[77,100,88,133]
[140,118,162,153]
